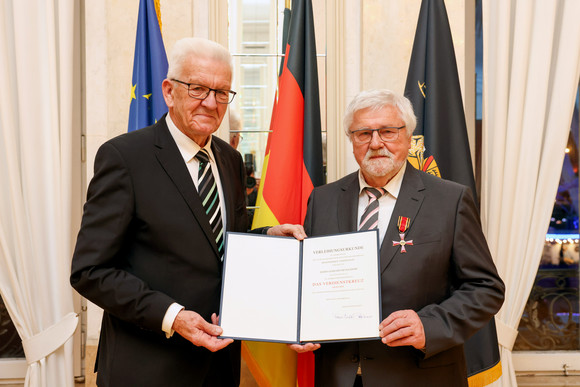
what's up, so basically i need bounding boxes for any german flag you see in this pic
[244,0,323,386]
[404,1,502,385]
[252,0,323,229]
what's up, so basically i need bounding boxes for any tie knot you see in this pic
[364,187,385,200]
[196,149,210,164]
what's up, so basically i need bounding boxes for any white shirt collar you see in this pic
[358,162,407,199]
[165,114,214,163]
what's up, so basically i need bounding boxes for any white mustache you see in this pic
[364,148,393,161]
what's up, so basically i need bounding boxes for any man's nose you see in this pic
[369,130,384,148]
[201,90,218,109]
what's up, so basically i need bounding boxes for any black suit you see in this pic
[70,117,248,386]
[304,164,505,387]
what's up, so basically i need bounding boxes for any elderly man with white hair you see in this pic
[290,89,505,387]
[71,37,303,387]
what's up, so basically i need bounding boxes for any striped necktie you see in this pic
[196,149,224,258]
[359,187,386,230]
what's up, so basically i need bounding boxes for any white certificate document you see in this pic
[300,232,381,342]
[219,233,301,342]
[219,230,381,343]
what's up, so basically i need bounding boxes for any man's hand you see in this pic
[379,309,425,350]
[288,342,321,353]
[172,310,233,352]
[267,224,306,240]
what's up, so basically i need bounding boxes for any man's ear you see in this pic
[162,79,174,108]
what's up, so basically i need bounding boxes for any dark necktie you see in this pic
[196,149,224,258]
[359,187,386,230]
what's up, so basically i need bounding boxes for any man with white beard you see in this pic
[289,89,504,387]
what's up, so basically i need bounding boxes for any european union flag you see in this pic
[128,0,168,132]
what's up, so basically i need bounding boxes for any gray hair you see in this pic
[229,109,241,131]
[343,89,417,138]
[166,37,233,81]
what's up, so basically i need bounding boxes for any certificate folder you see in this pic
[219,230,381,344]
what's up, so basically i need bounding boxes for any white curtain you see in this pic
[0,1,78,386]
[481,0,580,386]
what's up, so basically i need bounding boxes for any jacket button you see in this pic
[350,355,360,363]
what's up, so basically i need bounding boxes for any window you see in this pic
[514,86,580,352]
[0,296,24,359]
[227,0,327,180]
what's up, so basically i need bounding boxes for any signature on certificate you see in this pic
[334,312,373,320]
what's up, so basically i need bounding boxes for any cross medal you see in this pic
[393,216,413,253]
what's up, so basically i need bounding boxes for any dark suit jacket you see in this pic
[70,117,248,386]
[304,163,505,387]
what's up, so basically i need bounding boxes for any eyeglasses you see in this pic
[231,133,243,142]
[172,79,237,104]
[349,126,406,144]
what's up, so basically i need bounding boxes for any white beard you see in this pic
[361,148,405,179]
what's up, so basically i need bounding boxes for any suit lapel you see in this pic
[211,139,236,232]
[153,119,220,256]
[337,172,360,233]
[380,163,425,274]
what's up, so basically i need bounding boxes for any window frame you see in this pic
[210,0,346,183]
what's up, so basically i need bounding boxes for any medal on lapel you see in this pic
[393,216,413,253]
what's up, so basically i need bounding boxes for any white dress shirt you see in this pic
[357,163,406,247]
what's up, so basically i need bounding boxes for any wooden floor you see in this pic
[517,375,580,386]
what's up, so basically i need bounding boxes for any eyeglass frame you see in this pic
[171,79,237,104]
[349,126,406,144]
[230,133,244,142]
